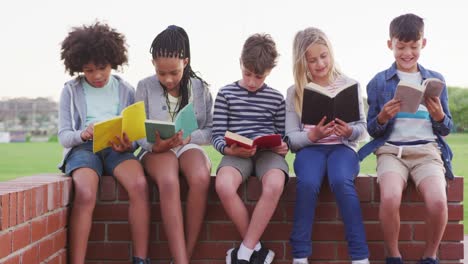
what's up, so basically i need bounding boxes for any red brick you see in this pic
[414,223,464,241]
[24,189,32,221]
[62,179,73,206]
[399,242,425,260]
[89,223,105,241]
[12,223,31,251]
[205,203,230,221]
[0,230,12,258]
[447,203,463,221]
[32,216,47,242]
[52,229,67,253]
[439,242,464,260]
[260,242,285,259]
[400,204,426,221]
[3,254,20,264]
[446,177,463,202]
[47,211,61,234]
[9,192,17,227]
[367,242,385,261]
[355,176,372,202]
[310,242,337,260]
[150,204,162,221]
[108,223,131,241]
[21,244,39,264]
[208,223,241,241]
[16,191,24,225]
[191,242,236,259]
[99,176,117,201]
[86,242,130,260]
[0,193,9,230]
[148,242,171,259]
[33,185,47,217]
[93,204,128,221]
[39,237,54,262]
[360,203,379,221]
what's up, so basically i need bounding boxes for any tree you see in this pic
[448,87,468,132]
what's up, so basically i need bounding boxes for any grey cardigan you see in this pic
[57,75,136,167]
[285,76,368,152]
[135,75,213,152]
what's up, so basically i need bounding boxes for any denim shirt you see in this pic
[357,63,454,180]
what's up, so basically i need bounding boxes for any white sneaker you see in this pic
[226,248,235,264]
[292,258,309,264]
[352,258,370,264]
[251,247,275,264]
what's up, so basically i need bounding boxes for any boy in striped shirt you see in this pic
[212,33,289,264]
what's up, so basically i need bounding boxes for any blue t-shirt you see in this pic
[83,76,120,126]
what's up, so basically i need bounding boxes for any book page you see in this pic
[122,101,147,142]
[225,131,254,149]
[394,81,424,113]
[93,116,122,153]
[174,102,198,139]
[423,78,444,99]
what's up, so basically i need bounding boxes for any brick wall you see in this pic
[0,175,463,264]
[90,175,463,264]
[0,174,71,264]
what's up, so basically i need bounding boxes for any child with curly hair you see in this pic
[58,22,151,264]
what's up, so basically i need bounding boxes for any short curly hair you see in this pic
[61,22,128,75]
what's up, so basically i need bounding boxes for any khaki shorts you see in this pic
[375,142,445,187]
[217,150,289,182]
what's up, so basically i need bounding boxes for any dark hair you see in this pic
[150,25,206,113]
[61,22,128,76]
[241,33,278,75]
[389,13,424,42]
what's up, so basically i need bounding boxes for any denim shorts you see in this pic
[61,141,137,177]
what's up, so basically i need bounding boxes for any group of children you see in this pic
[58,13,453,264]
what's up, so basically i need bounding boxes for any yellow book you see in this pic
[93,101,147,153]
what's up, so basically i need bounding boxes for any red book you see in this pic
[224,131,282,149]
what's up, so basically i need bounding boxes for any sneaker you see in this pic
[292,258,309,264]
[133,257,151,264]
[226,247,250,264]
[386,257,404,264]
[417,257,439,264]
[250,247,275,264]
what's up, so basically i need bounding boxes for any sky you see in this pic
[1,0,467,101]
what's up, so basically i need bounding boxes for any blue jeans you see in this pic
[290,144,369,260]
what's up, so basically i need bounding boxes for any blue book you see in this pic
[145,102,198,143]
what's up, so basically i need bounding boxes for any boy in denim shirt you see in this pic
[358,13,453,264]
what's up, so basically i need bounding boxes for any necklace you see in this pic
[164,90,181,122]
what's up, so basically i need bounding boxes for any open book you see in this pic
[145,102,198,143]
[301,82,360,125]
[224,131,282,149]
[394,78,445,113]
[93,101,146,153]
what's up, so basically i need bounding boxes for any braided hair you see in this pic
[150,25,207,113]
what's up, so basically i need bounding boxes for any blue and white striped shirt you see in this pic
[211,81,285,154]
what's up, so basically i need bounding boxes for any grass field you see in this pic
[0,133,466,231]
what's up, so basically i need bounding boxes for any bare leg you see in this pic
[113,159,150,258]
[215,167,249,237]
[243,169,285,248]
[179,149,211,258]
[378,172,405,257]
[418,176,447,258]
[143,152,188,264]
[69,168,99,264]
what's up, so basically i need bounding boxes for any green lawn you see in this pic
[0,134,466,231]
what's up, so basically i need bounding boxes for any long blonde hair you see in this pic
[292,27,342,115]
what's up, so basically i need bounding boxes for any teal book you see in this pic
[145,102,198,143]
